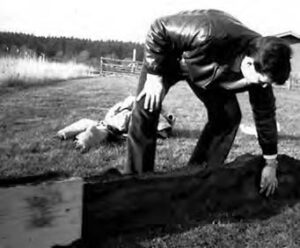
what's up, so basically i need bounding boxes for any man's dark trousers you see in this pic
[126,67,242,175]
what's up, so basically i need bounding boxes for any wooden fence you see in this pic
[100,57,143,75]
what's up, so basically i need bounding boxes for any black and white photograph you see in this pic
[0,0,300,247]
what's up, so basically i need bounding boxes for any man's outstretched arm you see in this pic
[248,84,278,196]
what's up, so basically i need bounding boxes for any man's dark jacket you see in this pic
[144,9,278,156]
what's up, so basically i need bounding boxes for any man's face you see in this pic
[241,56,272,88]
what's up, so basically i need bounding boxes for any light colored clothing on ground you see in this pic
[57,96,175,152]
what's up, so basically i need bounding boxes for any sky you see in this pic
[0,0,299,43]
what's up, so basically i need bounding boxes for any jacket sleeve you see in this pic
[144,17,171,75]
[248,85,278,155]
[144,14,211,77]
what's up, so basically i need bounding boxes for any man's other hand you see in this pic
[137,74,165,112]
[259,159,278,197]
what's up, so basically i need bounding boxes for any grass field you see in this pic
[0,75,300,247]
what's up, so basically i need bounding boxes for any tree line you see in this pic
[0,31,145,66]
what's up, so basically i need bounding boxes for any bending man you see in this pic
[126,9,292,196]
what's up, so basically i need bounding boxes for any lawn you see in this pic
[0,75,300,247]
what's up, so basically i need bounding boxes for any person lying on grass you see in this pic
[56,96,176,152]
[125,9,292,197]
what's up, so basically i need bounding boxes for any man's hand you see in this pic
[136,74,165,112]
[259,159,278,197]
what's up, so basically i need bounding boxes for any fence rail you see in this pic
[100,57,143,75]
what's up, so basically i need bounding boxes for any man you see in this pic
[126,9,292,196]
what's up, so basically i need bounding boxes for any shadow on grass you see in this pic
[0,171,71,187]
[279,134,300,141]
[173,130,300,142]
[0,79,65,97]
[172,128,201,139]
[172,130,300,144]
[0,76,94,96]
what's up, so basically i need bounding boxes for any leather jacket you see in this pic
[144,9,260,86]
[144,9,278,156]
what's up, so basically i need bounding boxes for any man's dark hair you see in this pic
[246,36,292,85]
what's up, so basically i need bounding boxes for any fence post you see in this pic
[100,57,103,75]
[131,49,136,73]
[288,79,292,90]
